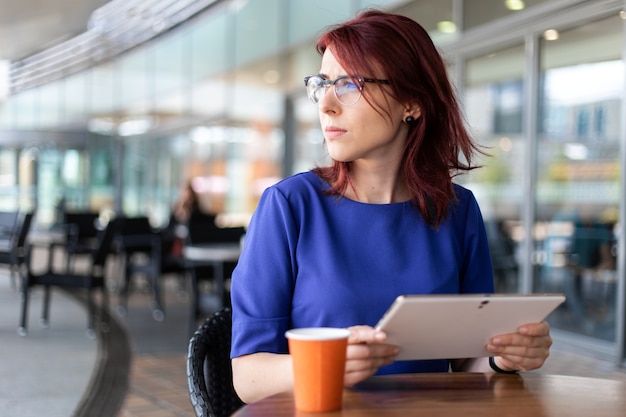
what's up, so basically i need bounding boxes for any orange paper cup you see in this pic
[285,327,350,412]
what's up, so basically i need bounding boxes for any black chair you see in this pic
[0,211,20,281]
[62,211,101,272]
[19,219,116,338]
[113,216,165,321]
[187,307,244,417]
[158,213,191,290]
[185,213,245,326]
[186,212,244,293]
[0,211,33,288]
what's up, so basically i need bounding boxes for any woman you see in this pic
[173,181,201,224]
[230,10,552,403]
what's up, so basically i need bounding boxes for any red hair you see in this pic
[312,9,483,226]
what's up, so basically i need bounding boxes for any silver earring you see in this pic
[405,116,415,124]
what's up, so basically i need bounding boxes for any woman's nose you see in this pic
[318,85,339,112]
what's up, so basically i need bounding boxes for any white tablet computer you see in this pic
[375,293,565,361]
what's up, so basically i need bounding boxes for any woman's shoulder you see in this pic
[267,171,326,198]
[452,183,477,204]
[450,183,482,217]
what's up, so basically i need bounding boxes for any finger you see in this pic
[488,341,551,370]
[518,322,551,337]
[489,343,549,358]
[489,333,552,350]
[490,322,551,344]
[347,342,398,360]
[345,343,398,376]
[496,351,550,372]
[345,354,396,373]
[347,325,386,344]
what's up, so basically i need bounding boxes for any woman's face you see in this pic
[317,49,409,166]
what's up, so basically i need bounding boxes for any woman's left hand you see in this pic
[486,321,552,372]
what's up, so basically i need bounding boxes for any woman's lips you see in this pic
[324,127,346,140]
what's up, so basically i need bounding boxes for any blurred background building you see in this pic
[0,0,624,365]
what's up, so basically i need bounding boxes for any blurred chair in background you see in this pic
[62,211,101,273]
[0,211,33,289]
[185,211,245,330]
[114,216,173,321]
[19,218,116,338]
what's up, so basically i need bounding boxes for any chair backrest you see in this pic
[0,211,18,235]
[64,212,100,240]
[15,212,33,249]
[91,220,117,268]
[114,216,153,236]
[187,307,244,417]
[187,213,245,246]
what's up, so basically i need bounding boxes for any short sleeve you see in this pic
[230,185,298,358]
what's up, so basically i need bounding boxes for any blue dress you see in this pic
[230,171,494,374]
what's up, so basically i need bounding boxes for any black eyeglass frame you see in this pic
[303,75,390,105]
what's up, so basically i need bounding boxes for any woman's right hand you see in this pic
[344,325,399,386]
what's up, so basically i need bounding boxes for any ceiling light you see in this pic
[118,116,156,136]
[499,137,513,152]
[564,143,588,160]
[87,117,117,135]
[88,115,157,136]
[437,21,457,34]
[543,29,559,41]
[505,0,525,11]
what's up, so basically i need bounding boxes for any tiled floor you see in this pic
[119,353,193,417]
[0,276,98,417]
[112,276,198,417]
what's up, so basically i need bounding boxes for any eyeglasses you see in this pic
[304,75,390,106]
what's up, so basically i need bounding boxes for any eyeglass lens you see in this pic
[305,76,362,105]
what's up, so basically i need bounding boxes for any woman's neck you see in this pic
[343,161,409,204]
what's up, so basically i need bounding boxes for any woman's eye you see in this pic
[337,80,358,93]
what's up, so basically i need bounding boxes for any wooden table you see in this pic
[232,373,626,416]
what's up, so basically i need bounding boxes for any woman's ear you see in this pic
[405,103,421,120]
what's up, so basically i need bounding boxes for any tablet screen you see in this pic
[375,293,565,360]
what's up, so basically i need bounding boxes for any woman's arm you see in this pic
[232,326,399,404]
[232,353,294,404]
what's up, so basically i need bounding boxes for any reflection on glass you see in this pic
[535,16,622,342]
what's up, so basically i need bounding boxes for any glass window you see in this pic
[91,63,116,117]
[234,0,282,67]
[38,82,63,128]
[464,44,525,294]
[11,88,38,129]
[119,46,151,116]
[190,7,229,120]
[153,30,190,117]
[287,0,353,47]
[64,72,90,126]
[464,0,549,30]
[535,16,622,342]
[0,148,17,210]
[393,0,454,42]
[191,6,228,81]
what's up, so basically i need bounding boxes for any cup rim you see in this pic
[285,327,351,341]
